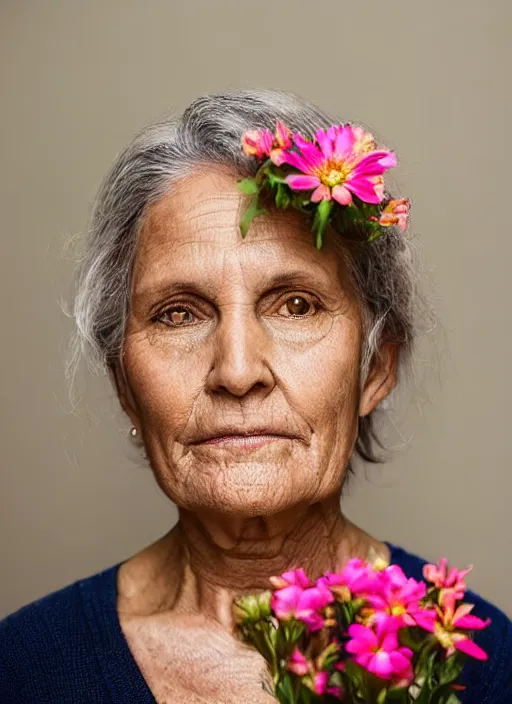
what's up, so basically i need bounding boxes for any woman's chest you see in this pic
[119,616,276,704]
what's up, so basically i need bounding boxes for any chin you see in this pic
[178,463,315,517]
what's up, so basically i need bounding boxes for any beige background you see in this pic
[1,0,510,619]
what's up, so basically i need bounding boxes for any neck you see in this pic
[147,494,388,627]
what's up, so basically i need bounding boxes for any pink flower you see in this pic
[287,646,343,698]
[242,122,293,164]
[319,558,384,598]
[375,198,410,231]
[311,671,329,695]
[345,619,414,682]
[242,129,273,159]
[287,647,309,676]
[364,565,437,632]
[434,594,491,660]
[424,559,472,602]
[269,568,312,590]
[270,120,293,166]
[282,125,396,205]
[271,584,334,631]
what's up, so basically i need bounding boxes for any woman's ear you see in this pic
[358,343,398,418]
[108,362,141,430]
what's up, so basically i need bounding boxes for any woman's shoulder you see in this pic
[388,542,512,703]
[0,561,120,633]
[0,562,122,700]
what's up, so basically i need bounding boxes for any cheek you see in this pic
[280,315,362,424]
[122,332,208,438]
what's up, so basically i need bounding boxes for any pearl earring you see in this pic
[129,426,138,439]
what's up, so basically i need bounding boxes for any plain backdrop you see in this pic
[1,0,510,619]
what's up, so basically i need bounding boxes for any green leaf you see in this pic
[311,200,334,249]
[275,674,295,704]
[367,228,384,243]
[386,687,409,703]
[275,183,292,209]
[398,627,424,653]
[240,198,267,237]
[266,170,286,188]
[414,684,433,704]
[377,687,388,704]
[237,177,260,195]
[444,694,463,704]
[438,654,465,686]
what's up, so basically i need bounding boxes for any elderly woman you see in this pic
[0,89,510,703]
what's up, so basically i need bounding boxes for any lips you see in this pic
[197,434,294,449]
[188,426,305,445]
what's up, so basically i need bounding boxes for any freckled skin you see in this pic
[112,167,397,703]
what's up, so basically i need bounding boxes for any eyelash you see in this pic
[153,293,321,328]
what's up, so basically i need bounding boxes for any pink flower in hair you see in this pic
[270,120,293,165]
[281,125,396,205]
[375,198,410,231]
[242,129,274,159]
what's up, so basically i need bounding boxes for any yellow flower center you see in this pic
[434,623,455,649]
[324,169,343,186]
[391,604,407,616]
[318,161,352,188]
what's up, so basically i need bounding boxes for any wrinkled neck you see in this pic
[165,495,387,627]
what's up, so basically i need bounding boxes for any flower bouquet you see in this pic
[234,556,490,703]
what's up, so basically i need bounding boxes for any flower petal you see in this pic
[454,615,492,631]
[271,585,302,618]
[368,651,393,679]
[389,649,413,674]
[347,624,378,649]
[280,150,314,173]
[345,175,383,204]
[313,671,329,695]
[315,128,333,160]
[275,120,292,149]
[331,185,353,205]
[381,631,399,652]
[352,150,397,177]
[285,174,321,191]
[333,125,356,160]
[454,637,489,661]
[293,133,325,168]
[287,647,309,676]
[311,184,332,202]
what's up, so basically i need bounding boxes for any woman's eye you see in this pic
[277,295,316,318]
[157,306,196,327]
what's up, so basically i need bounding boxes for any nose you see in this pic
[206,306,275,398]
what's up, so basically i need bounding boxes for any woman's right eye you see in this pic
[156,306,197,327]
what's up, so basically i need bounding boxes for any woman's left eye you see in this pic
[276,295,318,318]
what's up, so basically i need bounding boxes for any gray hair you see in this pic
[69,88,432,466]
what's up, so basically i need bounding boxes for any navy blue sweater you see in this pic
[0,543,511,702]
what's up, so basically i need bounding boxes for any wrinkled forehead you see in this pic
[132,169,354,298]
[139,171,319,250]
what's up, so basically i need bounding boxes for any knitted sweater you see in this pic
[0,543,510,703]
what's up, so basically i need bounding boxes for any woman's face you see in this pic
[116,168,395,516]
